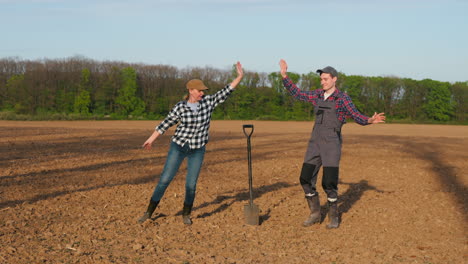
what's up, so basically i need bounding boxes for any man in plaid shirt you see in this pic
[279,59,385,229]
[138,62,244,225]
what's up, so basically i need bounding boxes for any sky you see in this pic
[1,0,467,83]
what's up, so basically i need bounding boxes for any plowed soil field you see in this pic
[1,121,467,264]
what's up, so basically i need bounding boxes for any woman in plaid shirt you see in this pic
[138,62,243,225]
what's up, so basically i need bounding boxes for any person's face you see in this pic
[189,89,205,101]
[320,73,337,91]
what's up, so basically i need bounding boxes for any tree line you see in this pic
[0,56,466,123]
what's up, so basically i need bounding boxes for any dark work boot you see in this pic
[137,199,159,224]
[326,201,340,229]
[182,203,193,225]
[303,194,321,227]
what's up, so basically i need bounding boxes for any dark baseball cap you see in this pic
[316,66,338,77]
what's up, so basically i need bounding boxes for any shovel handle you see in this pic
[243,124,254,205]
[243,124,254,138]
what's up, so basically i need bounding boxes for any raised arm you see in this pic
[279,59,319,104]
[280,59,288,78]
[207,62,243,108]
[229,61,244,89]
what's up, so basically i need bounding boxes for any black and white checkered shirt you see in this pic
[156,85,234,149]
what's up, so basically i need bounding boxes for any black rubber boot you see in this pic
[303,194,321,227]
[299,163,317,195]
[137,199,159,224]
[326,201,339,229]
[182,203,193,225]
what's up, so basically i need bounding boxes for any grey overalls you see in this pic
[300,97,343,202]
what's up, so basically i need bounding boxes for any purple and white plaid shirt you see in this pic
[282,77,369,125]
[156,85,234,149]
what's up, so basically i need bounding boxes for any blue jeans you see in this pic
[151,141,206,205]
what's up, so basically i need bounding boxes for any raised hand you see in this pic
[279,59,288,78]
[368,112,386,124]
[230,61,244,89]
[236,61,244,78]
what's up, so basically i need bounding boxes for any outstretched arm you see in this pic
[367,112,386,124]
[142,130,161,150]
[147,104,181,148]
[229,61,244,89]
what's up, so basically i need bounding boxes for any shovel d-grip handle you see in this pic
[243,124,254,138]
[243,124,254,205]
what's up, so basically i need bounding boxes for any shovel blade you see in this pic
[244,203,260,225]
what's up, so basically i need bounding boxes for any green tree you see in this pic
[94,66,121,115]
[399,78,427,120]
[341,75,366,112]
[267,72,284,94]
[378,76,402,116]
[115,67,145,117]
[74,90,91,115]
[74,68,92,115]
[55,80,76,113]
[288,72,301,84]
[5,74,32,114]
[451,81,468,121]
[421,79,454,121]
[230,84,256,119]
[361,77,382,114]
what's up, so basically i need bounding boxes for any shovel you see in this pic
[243,124,260,225]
